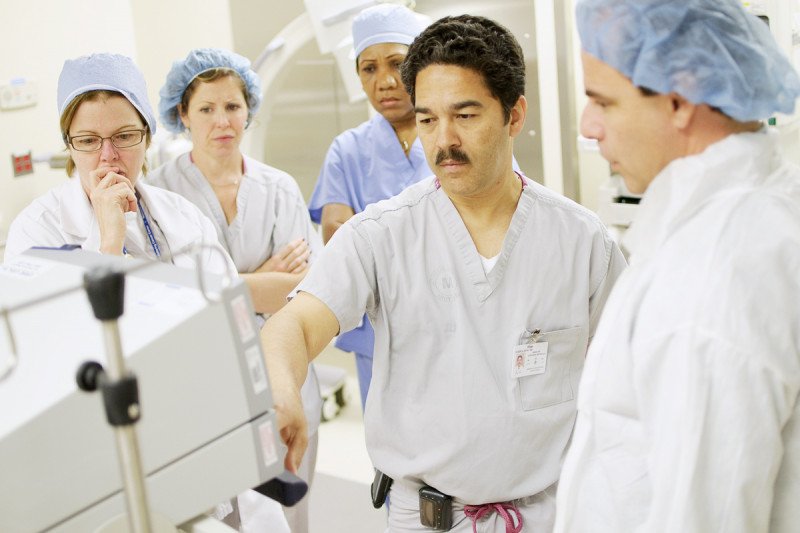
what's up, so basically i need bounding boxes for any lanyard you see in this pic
[137,200,162,258]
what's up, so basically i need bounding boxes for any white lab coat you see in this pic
[4,176,235,276]
[554,129,800,533]
[298,175,626,515]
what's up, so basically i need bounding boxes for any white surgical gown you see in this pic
[554,129,800,533]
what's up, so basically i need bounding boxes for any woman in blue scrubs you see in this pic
[308,3,430,410]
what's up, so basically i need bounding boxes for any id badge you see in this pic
[512,333,548,379]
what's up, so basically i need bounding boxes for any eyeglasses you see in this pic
[67,128,147,152]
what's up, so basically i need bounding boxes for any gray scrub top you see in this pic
[297,175,627,504]
[148,153,323,434]
[148,153,322,270]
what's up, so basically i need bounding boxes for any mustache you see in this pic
[435,147,470,165]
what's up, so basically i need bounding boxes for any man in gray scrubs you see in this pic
[262,15,626,532]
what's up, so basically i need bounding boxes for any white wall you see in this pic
[0,0,234,256]
[129,0,235,119]
[0,1,136,248]
[567,0,610,212]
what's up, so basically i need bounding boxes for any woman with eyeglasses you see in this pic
[4,53,234,276]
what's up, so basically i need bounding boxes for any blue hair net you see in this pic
[158,48,262,134]
[57,53,156,135]
[576,0,800,121]
[352,3,430,58]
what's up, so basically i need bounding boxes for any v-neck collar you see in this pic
[433,175,533,303]
[374,114,426,174]
[179,153,246,250]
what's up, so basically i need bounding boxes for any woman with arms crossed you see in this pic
[148,48,322,533]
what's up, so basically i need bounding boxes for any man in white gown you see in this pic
[555,1,800,532]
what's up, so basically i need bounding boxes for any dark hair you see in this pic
[639,85,726,116]
[401,15,525,123]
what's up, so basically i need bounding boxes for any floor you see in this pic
[307,345,388,533]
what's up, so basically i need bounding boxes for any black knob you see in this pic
[76,360,105,391]
[84,267,125,320]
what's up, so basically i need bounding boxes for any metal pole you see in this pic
[100,320,152,533]
[83,267,153,533]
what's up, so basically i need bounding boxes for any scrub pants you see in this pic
[386,479,557,532]
[355,351,373,411]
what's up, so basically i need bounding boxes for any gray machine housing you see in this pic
[0,248,283,532]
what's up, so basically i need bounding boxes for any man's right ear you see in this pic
[669,93,696,130]
[508,95,528,137]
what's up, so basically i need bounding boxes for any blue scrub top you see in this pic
[309,113,432,355]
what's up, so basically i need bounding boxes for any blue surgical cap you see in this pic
[57,53,157,135]
[352,3,430,58]
[159,48,262,134]
[576,0,800,121]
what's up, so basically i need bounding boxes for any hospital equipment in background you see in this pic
[16,0,799,254]
[240,0,545,202]
[743,1,800,160]
[0,247,303,532]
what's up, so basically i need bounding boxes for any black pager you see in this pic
[419,485,453,531]
[371,469,393,508]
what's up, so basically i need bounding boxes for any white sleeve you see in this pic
[293,219,377,334]
[588,229,627,340]
[633,329,791,533]
[4,208,67,261]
